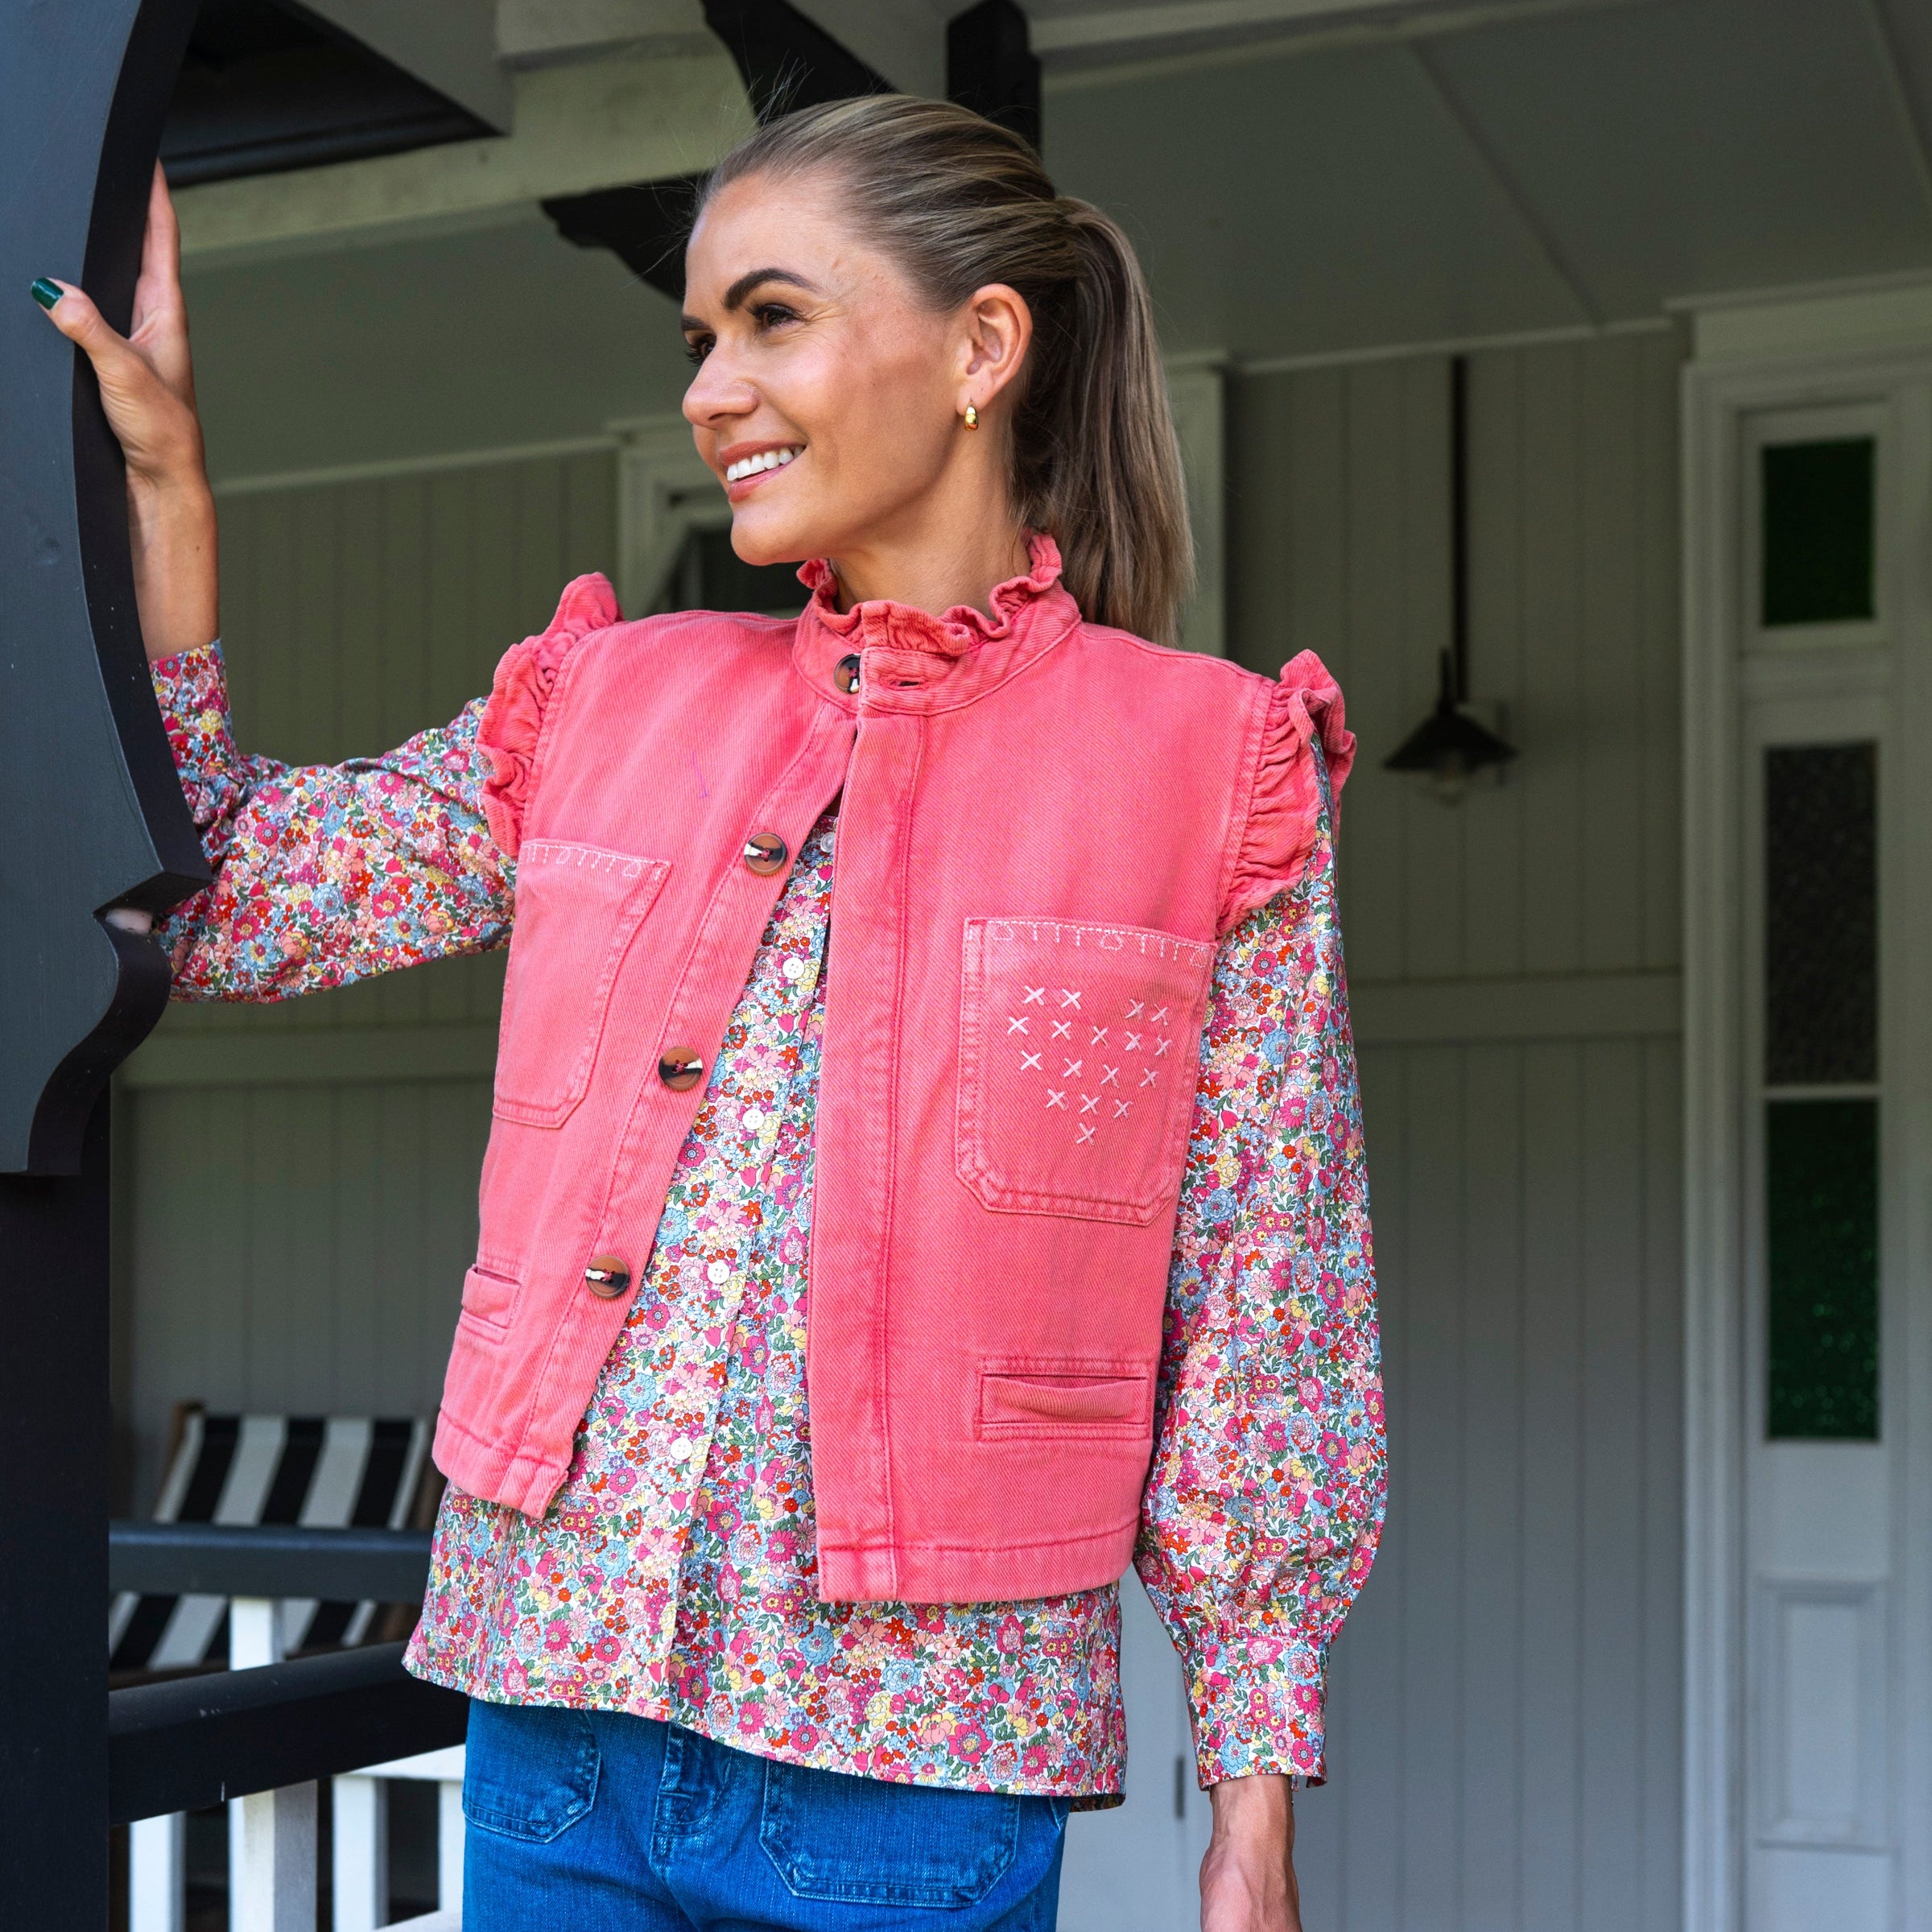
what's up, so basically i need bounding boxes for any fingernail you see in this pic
[31,278,62,310]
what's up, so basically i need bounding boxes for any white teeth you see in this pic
[725,446,801,484]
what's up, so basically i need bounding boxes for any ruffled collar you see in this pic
[791,534,1080,713]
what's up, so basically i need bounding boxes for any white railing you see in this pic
[126,1596,464,1932]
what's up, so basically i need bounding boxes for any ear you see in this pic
[956,283,1033,417]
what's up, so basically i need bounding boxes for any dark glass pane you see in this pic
[1761,438,1875,627]
[1767,1098,1879,1440]
[1765,742,1876,1085]
[695,526,807,616]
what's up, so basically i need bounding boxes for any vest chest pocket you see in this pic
[493,842,671,1127]
[956,917,1216,1224]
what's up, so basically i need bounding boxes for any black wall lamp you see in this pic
[1384,353,1517,803]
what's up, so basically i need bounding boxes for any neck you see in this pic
[825,478,1032,620]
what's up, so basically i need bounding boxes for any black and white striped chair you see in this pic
[110,1410,435,1674]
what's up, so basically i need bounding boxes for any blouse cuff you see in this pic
[149,642,244,819]
[1183,1624,1331,1789]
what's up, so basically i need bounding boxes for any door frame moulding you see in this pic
[1681,328,1932,1931]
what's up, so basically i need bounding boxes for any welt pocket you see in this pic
[456,1261,518,1340]
[976,1361,1152,1438]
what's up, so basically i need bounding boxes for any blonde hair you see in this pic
[700,95,1193,645]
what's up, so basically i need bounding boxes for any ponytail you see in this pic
[700,97,1193,645]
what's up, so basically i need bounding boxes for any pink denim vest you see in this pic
[435,538,1352,1602]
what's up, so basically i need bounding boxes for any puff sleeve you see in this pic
[1220,650,1355,936]
[477,572,622,858]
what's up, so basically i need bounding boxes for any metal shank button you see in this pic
[742,831,788,876]
[584,1256,631,1300]
[658,1046,704,1092]
[835,654,861,695]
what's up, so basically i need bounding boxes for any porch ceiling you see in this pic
[1046,0,1932,356]
[180,0,1932,478]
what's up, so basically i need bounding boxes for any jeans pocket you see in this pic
[463,1701,601,1843]
[759,1761,1021,1906]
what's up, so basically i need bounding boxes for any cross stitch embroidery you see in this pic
[1141,1068,1158,1088]
[1080,1095,1099,1114]
[1100,1066,1121,1086]
[1062,1059,1083,1078]
[1020,1051,1042,1071]
[1045,1088,1067,1109]
[1154,1038,1172,1057]
[1124,999,1145,1019]
[1059,989,1083,1009]
[1124,1033,1142,1052]
[1051,1021,1071,1038]
[1022,986,1046,1005]
[1008,1016,1030,1034]
[1113,1099,1130,1117]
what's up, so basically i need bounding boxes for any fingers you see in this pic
[136,164,183,315]
[30,275,200,481]
[35,279,133,366]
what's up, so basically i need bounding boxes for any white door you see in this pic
[1686,344,1932,1932]
[1057,1576,1213,1929]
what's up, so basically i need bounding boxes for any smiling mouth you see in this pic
[724,445,802,484]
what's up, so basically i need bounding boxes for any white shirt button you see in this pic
[742,1108,766,1131]
[668,1438,696,1463]
[706,1259,731,1284]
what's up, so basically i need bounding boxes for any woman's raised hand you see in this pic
[33,163,219,662]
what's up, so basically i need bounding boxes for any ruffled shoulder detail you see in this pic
[1221,650,1356,934]
[478,572,621,857]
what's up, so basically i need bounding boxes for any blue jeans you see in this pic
[461,1701,1069,1930]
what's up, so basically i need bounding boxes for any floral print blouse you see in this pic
[149,635,1385,1801]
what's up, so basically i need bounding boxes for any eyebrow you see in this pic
[680,266,822,332]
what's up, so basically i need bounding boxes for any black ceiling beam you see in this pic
[543,0,895,303]
[544,2,1046,305]
[947,0,1041,154]
[543,176,704,303]
[162,0,496,188]
[702,0,894,123]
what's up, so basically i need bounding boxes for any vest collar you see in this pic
[791,533,1080,715]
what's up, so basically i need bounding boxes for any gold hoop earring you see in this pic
[962,402,979,431]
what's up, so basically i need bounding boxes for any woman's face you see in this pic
[680,170,1018,569]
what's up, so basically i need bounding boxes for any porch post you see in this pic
[0,0,206,1920]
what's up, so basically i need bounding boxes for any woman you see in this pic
[39,97,1383,1932]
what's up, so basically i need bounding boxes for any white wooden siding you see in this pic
[1229,330,1682,982]
[118,450,616,1506]
[1224,334,1686,1927]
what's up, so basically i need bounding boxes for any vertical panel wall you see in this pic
[115,449,616,1510]
[1224,332,1687,1929]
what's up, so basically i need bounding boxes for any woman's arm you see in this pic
[1135,774,1387,1932]
[35,167,218,662]
[35,167,512,993]
[152,646,510,999]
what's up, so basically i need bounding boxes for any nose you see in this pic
[683,348,757,432]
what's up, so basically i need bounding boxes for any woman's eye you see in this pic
[683,337,712,366]
[753,303,799,331]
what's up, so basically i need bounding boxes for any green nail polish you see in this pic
[31,278,62,310]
